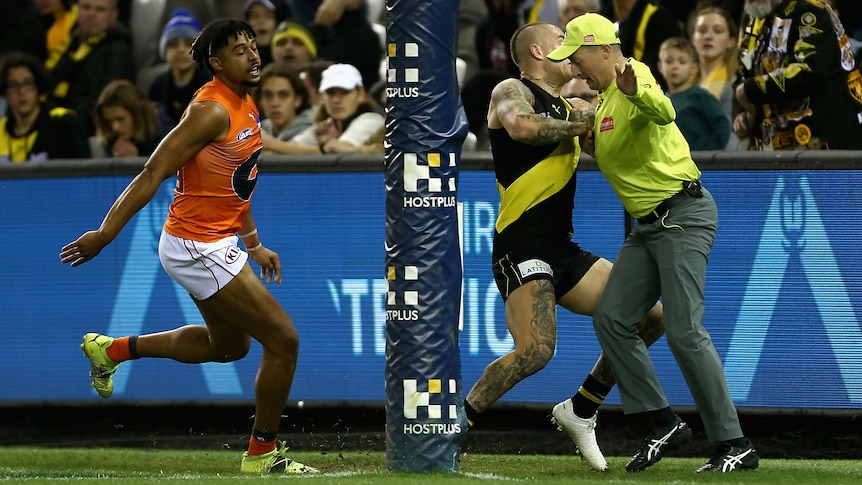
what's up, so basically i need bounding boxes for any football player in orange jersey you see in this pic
[60,19,317,475]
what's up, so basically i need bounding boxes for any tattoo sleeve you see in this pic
[567,101,596,135]
[495,80,594,146]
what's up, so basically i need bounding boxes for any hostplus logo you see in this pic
[386,42,420,99]
[386,264,419,322]
[402,152,457,208]
[402,378,462,435]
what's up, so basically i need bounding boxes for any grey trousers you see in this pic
[593,188,743,442]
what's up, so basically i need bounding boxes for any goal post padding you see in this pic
[383,0,470,473]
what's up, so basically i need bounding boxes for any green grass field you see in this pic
[1,447,860,484]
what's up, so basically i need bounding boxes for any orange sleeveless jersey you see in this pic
[163,78,263,242]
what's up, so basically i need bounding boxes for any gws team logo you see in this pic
[232,149,261,201]
[403,378,462,435]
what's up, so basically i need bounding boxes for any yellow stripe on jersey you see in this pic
[495,136,580,233]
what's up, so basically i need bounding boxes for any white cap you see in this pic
[318,63,363,92]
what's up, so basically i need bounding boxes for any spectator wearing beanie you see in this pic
[147,8,211,132]
[271,21,318,71]
[244,0,291,67]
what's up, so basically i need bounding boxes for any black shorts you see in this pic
[491,240,600,302]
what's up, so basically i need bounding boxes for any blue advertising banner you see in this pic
[383,0,470,472]
[1,170,861,411]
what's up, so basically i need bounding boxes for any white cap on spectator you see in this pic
[318,63,364,92]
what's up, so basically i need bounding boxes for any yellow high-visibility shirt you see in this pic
[593,59,701,218]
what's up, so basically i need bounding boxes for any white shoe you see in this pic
[551,399,607,471]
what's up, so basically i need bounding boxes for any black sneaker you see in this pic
[696,443,759,473]
[626,417,692,472]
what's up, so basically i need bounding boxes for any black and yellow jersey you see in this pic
[489,79,580,246]
[0,104,89,163]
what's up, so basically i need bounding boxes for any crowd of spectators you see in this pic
[461,0,862,151]
[0,0,386,163]
[1,0,861,163]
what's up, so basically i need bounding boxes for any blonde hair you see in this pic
[660,36,699,64]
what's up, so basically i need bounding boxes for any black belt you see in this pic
[636,180,702,224]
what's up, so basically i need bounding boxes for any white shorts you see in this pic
[158,231,248,300]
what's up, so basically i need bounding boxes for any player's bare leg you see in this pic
[120,264,312,472]
[130,324,250,363]
[558,257,664,387]
[192,264,298,433]
[195,264,313,473]
[465,279,557,415]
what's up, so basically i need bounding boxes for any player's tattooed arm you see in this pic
[491,79,590,145]
[567,97,596,134]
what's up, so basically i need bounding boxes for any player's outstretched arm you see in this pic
[59,101,229,267]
